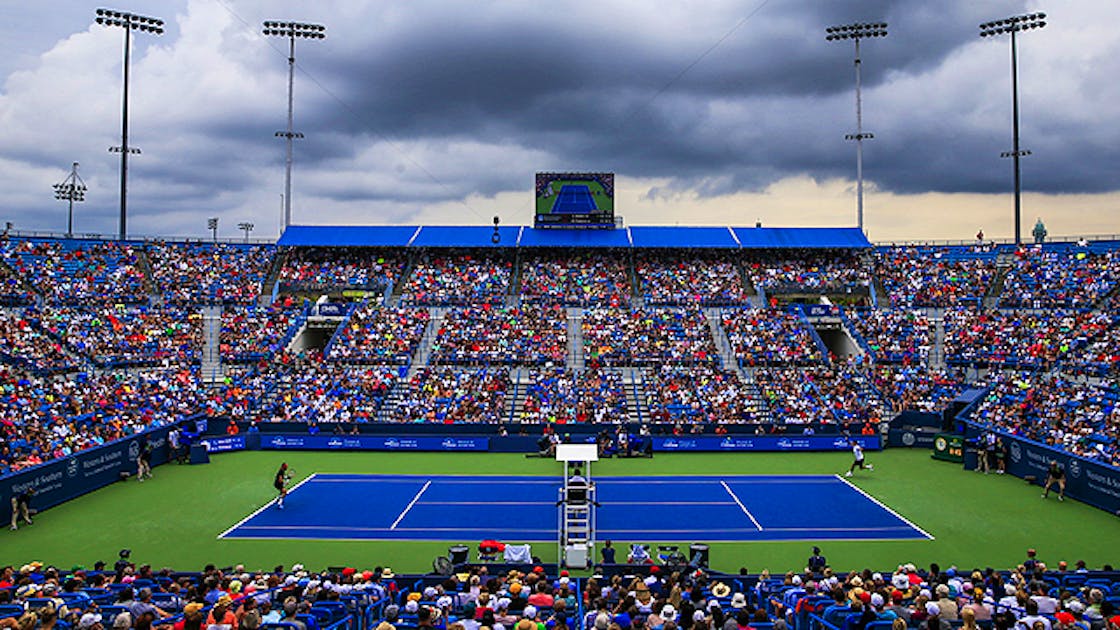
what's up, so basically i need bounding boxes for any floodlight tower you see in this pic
[263,20,326,230]
[980,12,1046,246]
[53,162,88,237]
[95,8,163,240]
[826,22,887,232]
[238,221,255,242]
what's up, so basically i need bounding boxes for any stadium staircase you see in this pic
[628,257,644,307]
[136,250,159,304]
[200,304,223,384]
[623,368,649,423]
[704,308,737,371]
[387,257,416,307]
[378,379,414,422]
[984,252,1014,309]
[1093,284,1120,310]
[0,257,42,305]
[258,251,286,307]
[508,255,522,307]
[505,368,528,422]
[930,314,947,369]
[753,283,768,308]
[406,308,445,378]
[566,308,585,371]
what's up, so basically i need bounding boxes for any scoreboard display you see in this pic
[535,172,615,228]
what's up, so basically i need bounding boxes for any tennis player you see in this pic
[274,463,292,509]
[845,440,873,477]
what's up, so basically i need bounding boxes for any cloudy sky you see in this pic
[0,0,1117,242]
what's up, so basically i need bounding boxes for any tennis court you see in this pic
[551,184,598,214]
[220,474,932,543]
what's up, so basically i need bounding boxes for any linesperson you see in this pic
[846,439,874,477]
[274,463,292,510]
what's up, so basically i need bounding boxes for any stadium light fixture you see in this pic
[263,20,326,230]
[238,221,255,242]
[826,21,887,232]
[207,217,219,242]
[980,12,1046,246]
[53,162,88,237]
[95,8,163,240]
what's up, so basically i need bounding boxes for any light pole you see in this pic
[208,217,219,242]
[53,162,88,237]
[238,222,254,243]
[263,20,325,230]
[95,8,163,240]
[826,22,887,232]
[980,12,1046,246]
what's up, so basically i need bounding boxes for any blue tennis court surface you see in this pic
[552,185,597,214]
[220,474,932,542]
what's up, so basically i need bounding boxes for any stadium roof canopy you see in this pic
[279,225,871,249]
[732,227,870,249]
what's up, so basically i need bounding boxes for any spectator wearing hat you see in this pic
[78,613,104,630]
[920,603,949,630]
[174,603,205,630]
[934,585,959,621]
[207,594,240,630]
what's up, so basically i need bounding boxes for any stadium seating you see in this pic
[1,235,1120,471]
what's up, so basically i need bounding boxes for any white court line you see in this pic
[217,473,319,539]
[419,500,737,506]
[835,474,935,540]
[390,480,431,530]
[720,480,764,531]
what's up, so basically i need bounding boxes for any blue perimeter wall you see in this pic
[961,423,1120,515]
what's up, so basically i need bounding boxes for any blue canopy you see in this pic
[410,226,521,248]
[278,225,419,247]
[629,226,739,249]
[732,227,871,249]
[517,227,632,248]
[279,224,870,249]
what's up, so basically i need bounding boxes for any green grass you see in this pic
[5,449,1119,573]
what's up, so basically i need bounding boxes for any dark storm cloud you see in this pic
[285,0,1076,199]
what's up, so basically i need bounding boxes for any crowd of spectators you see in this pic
[746,251,871,294]
[430,306,566,365]
[1062,323,1120,376]
[645,365,769,423]
[0,366,205,474]
[1001,248,1120,309]
[971,371,1120,466]
[754,367,886,426]
[327,306,431,365]
[255,353,398,424]
[1,239,149,303]
[721,309,824,366]
[148,242,275,304]
[0,263,34,305]
[39,305,201,367]
[395,367,509,423]
[2,554,1120,630]
[876,248,996,308]
[518,368,630,423]
[847,310,932,365]
[220,305,304,362]
[636,253,749,305]
[278,247,403,292]
[402,253,512,305]
[519,252,631,306]
[871,366,965,413]
[0,309,78,373]
[583,308,718,366]
[944,310,1112,370]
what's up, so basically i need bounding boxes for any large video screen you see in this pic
[535,172,615,228]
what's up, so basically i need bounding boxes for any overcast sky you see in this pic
[0,0,1117,242]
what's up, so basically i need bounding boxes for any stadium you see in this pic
[3,3,1120,630]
